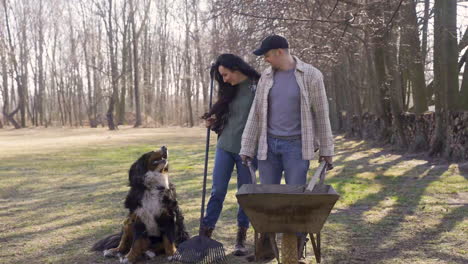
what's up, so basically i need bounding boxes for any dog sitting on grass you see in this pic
[92,146,189,263]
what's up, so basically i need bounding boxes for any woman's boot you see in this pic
[234,226,248,256]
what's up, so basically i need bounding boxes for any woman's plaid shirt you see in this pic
[240,56,334,160]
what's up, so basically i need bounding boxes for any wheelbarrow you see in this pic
[236,161,339,264]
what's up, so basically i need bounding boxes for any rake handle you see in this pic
[199,65,216,231]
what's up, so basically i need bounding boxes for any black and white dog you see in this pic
[92,146,189,263]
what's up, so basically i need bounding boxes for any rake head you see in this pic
[171,235,226,264]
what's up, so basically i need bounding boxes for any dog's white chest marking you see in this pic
[135,171,170,236]
[144,170,169,189]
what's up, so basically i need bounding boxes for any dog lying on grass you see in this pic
[92,146,189,263]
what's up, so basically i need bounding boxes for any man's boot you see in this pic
[233,226,249,256]
[199,225,214,238]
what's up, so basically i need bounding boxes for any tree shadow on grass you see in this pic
[322,144,466,263]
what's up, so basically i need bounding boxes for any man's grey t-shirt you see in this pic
[267,68,302,137]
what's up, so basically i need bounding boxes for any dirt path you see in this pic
[0,126,205,158]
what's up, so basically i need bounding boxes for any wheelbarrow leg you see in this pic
[268,233,280,264]
[309,233,321,263]
[253,232,278,262]
[254,231,258,261]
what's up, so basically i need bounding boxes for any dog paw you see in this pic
[167,255,174,262]
[119,256,133,264]
[145,250,156,259]
[103,249,118,258]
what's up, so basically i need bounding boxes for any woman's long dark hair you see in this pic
[202,54,260,134]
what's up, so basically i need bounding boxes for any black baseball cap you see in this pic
[253,35,289,56]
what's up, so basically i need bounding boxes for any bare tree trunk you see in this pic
[184,0,194,127]
[194,78,199,117]
[128,41,134,111]
[65,72,73,126]
[431,0,458,158]
[126,0,151,127]
[31,47,38,126]
[104,0,119,130]
[51,22,65,126]
[401,0,428,114]
[68,15,84,127]
[210,0,220,63]
[19,11,29,128]
[386,36,408,147]
[2,0,22,128]
[157,0,169,125]
[92,54,102,126]
[118,3,129,126]
[325,74,339,131]
[1,44,9,126]
[130,0,141,127]
[154,48,164,125]
[57,76,65,126]
[174,46,184,125]
[373,44,392,140]
[383,2,408,147]
[367,2,392,141]
[364,42,380,115]
[79,3,95,128]
[421,0,430,64]
[83,37,95,127]
[142,24,153,125]
[29,73,36,126]
[37,0,45,126]
[118,39,128,126]
[192,0,207,113]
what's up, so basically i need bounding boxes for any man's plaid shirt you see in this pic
[240,56,334,160]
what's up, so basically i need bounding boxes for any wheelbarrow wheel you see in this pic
[281,233,298,264]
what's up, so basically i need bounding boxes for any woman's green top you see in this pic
[216,79,255,154]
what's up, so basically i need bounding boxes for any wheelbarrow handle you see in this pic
[247,160,257,185]
[306,161,330,191]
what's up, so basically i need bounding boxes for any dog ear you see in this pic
[128,152,151,187]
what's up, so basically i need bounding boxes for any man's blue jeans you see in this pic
[203,147,256,229]
[258,135,310,185]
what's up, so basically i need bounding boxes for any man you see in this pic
[239,35,334,263]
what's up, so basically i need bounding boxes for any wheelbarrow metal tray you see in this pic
[236,184,339,234]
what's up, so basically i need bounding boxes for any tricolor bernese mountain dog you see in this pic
[92,146,189,263]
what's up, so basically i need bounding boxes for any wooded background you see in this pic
[1,0,467,160]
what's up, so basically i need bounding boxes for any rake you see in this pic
[171,66,226,264]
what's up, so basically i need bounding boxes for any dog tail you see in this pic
[174,204,190,245]
[91,232,122,252]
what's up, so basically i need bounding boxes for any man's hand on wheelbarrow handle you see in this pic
[241,154,251,165]
[319,156,334,170]
[241,154,252,166]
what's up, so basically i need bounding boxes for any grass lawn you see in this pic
[0,126,466,264]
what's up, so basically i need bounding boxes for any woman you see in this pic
[201,53,259,256]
